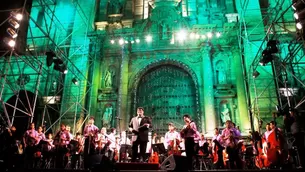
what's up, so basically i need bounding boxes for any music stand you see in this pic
[152,143,166,155]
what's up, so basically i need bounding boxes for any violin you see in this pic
[148,151,159,163]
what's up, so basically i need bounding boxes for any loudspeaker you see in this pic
[160,154,188,171]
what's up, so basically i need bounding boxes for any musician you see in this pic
[120,130,131,145]
[108,128,117,160]
[212,128,225,169]
[164,123,181,150]
[36,126,46,144]
[23,122,38,168]
[263,123,271,142]
[221,120,242,169]
[96,127,109,154]
[70,132,84,169]
[3,126,20,169]
[83,116,99,169]
[119,131,131,162]
[129,107,152,162]
[54,123,71,168]
[180,114,199,170]
[66,125,74,140]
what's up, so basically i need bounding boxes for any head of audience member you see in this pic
[75,132,82,139]
[137,107,144,117]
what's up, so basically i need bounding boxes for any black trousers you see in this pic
[185,137,195,170]
[293,132,305,167]
[131,137,147,162]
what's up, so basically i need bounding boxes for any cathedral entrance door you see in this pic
[135,65,198,135]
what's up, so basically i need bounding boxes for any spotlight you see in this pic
[54,64,67,74]
[195,34,200,39]
[135,38,140,43]
[131,40,135,44]
[145,35,152,42]
[10,11,23,21]
[207,32,212,38]
[296,20,305,29]
[260,49,273,66]
[119,38,124,45]
[292,0,305,11]
[110,40,115,44]
[6,28,18,38]
[124,40,128,44]
[267,40,278,53]
[201,35,206,39]
[3,37,16,47]
[216,32,221,38]
[8,19,20,29]
[176,29,187,41]
[72,78,79,85]
[294,10,305,20]
[46,51,56,67]
[189,32,195,39]
[253,70,260,78]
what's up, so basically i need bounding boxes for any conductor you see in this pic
[129,107,152,162]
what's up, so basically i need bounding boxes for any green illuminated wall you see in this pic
[2,0,303,134]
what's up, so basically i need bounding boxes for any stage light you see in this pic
[296,21,304,29]
[124,40,128,44]
[3,37,16,47]
[72,78,78,85]
[119,38,124,45]
[11,11,23,21]
[195,34,200,39]
[145,35,152,42]
[294,9,305,20]
[131,40,135,44]
[189,32,195,39]
[207,32,212,38]
[110,40,115,44]
[8,19,20,29]
[216,32,221,38]
[54,64,67,74]
[46,51,56,67]
[292,0,305,11]
[253,71,260,78]
[176,29,187,41]
[259,49,273,66]
[135,38,140,43]
[6,28,18,38]
[267,40,278,53]
[201,35,206,39]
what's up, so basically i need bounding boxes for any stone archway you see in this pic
[130,59,201,135]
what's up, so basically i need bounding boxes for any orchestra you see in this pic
[1,108,303,170]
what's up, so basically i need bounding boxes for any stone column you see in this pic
[117,45,130,132]
[201,45,216,135]
[232,48,251,133]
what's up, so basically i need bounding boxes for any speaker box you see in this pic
[160,154,188,171]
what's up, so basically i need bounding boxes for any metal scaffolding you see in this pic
[0,0,93,134]
[247,1,305,129]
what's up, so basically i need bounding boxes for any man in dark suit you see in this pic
[129,107,152,162]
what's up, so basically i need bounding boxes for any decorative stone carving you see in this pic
[215,60,227,84]
[102,104,113,128]
[220,101,231,126]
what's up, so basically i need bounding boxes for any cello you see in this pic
[168,138,181,155]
